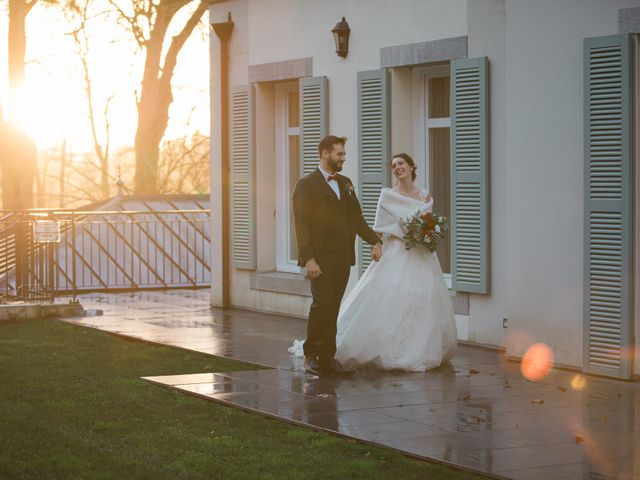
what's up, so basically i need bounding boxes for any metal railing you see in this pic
[0,208,211,302]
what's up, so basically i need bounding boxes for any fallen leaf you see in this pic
[557,386,567,392]
[469,415,483,424]
[531,399,544,405]
[458,393,471,401]
[469,369,480,375]
[575,436,585,444]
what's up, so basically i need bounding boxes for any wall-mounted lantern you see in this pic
[332,17,350,58]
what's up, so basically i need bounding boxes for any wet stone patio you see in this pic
[66,290,640,479]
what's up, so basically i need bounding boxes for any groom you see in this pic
[292,135,382,375]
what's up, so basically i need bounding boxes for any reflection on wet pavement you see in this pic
[66,290,640,480]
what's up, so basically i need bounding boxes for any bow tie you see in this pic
[327,175,338,182]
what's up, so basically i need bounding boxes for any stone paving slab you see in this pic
[1,301,84,321]
[66,290,640,480]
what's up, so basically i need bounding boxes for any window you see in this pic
[413,65,452,281]
[275,82,301,272]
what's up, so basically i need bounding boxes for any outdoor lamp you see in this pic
[332,17,350,58]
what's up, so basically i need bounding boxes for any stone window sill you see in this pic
[250,271,469,314]
[250,271,311,297]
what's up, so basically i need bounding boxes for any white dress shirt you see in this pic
[318,165,340,200]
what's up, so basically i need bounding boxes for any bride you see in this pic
[290,153,457,372]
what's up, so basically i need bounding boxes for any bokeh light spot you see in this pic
[521,343,554,381]
[571,374,587,391]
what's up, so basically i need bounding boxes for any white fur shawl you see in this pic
[373,188,433,240]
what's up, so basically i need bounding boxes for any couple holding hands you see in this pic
[289,135,457,375]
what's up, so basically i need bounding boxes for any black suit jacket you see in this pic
[292,168,380,271]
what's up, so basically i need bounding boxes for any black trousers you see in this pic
[303,265,350,362]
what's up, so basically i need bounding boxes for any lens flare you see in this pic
[521,343,554,381]
[571,374,586,391]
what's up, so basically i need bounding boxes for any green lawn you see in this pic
[0,319,485,479]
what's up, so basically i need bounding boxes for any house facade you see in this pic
[209,0,640,379]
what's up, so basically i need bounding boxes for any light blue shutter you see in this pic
[450,57,489,294]
[357,70,390,274]
[299,76,328,176]
[231,85,256,269]
[583,34,633,379]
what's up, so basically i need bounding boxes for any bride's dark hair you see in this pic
[391,153,417,181]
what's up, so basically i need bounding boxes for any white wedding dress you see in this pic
[290,187,457,372]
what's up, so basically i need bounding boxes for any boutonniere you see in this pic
[346,183,355,195]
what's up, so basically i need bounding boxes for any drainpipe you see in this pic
[212,13,233,310]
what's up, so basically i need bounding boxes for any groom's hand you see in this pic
[305,258,322,279]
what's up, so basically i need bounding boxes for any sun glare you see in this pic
[1,4,209,153]
[10,82,68,148]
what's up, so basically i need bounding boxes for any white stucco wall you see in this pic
[466,0,508,348]
[212,0,469,314]
[210,0,640,373]
[503,0,640,370]
[245,0,467,186]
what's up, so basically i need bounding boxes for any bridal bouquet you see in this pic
[401,210,449,252]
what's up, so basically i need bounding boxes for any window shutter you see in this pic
[231,85,256,270]
[299,76,328,176]
[583,34,633,379]
[357,70,390,275]
[450,57,489,294]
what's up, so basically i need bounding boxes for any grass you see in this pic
[0,319,485,479]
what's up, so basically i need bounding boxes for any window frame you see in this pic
[412,64,452,288]
[275,81,302,273]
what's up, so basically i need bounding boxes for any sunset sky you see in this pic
[0,2,210,152]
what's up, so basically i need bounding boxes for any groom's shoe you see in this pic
[304,356,322,376]
[321,358,354,376]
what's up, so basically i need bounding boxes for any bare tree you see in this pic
[58,140,67,207]
[107,0,210,194]
[67,0,115,200]
[156,131,209,194]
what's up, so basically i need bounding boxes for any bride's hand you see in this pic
[371,242,382,261]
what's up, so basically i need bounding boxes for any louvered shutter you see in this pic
[299,76,328,176]
[450,57,489,294]
[357,70,390,275]
[583,35,633,379]
[231,85,256,269]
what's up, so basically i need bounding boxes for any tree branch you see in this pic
[25,0,37,14]
[160,0,207,85]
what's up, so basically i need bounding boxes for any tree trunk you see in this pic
[133,0,207,194]
[3,0,36,210]
[8,0,26,119]
[59,140,66,207]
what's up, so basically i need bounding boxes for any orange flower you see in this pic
[422,214,437,230]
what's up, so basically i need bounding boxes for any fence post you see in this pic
[71,216,77,302]
[47,242,54,302]
[15,213,28,299]
[130,213,135,291]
